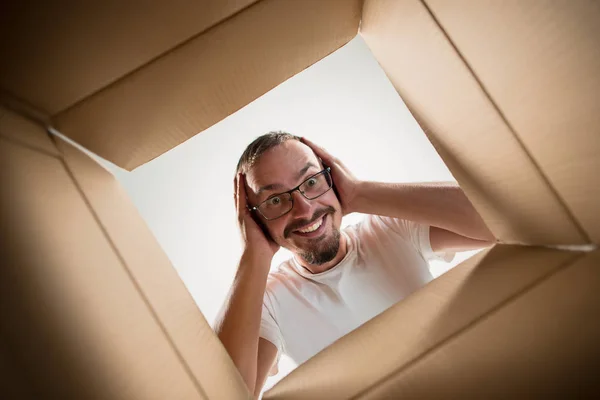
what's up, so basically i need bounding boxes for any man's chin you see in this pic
[296,229,341,266]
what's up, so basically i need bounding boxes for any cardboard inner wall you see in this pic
[424,0,600,245]
[358,250,600,399]
[0,107,250,400]
[0,0,362,170]
[0,0,259,115]
[360,0,599,246]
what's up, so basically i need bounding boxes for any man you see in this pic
[215,132,495,397]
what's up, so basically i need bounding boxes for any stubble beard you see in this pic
[298,227,341,266]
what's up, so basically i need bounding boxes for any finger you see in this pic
[236,173,248,215]
[301,137,335,165]
[233,174,239,208]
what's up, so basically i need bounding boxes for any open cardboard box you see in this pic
[1,0,599,398]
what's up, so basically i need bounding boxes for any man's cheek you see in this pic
[269,222,286,241]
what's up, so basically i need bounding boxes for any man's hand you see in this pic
[235,173,280,260]
[301,137,360,215]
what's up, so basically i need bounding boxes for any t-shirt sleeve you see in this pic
[259,293,283,375]
[370,214,455,263]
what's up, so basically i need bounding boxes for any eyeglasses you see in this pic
[249,167,333,220]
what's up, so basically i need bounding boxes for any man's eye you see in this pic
[307,178,317,187]
[268,196,282,206]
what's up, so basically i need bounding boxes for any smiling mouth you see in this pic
[284,206,336,238]
[296,215,324,233]
[292,215,327,237]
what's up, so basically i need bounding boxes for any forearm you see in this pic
[215,252,271,392]
[351,181,495,242]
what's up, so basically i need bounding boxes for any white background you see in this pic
[89,36,480,391]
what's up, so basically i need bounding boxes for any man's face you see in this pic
[245,140,343,265]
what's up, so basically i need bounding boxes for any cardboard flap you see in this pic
[264,245,584,399]
[52,0,362,170]
[0,116,249,399]
[360,0,590,245]
[54,136,249,399]
[358,249,600,399]
[0,106,57,156]
[0,0,258,114]
[426,0,600,245]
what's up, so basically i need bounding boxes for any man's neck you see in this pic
[294,234,348,274]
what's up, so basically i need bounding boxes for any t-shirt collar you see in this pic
[291,230,353,278]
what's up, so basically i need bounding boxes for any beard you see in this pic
[299,227,341,265]
[283,205,341,266]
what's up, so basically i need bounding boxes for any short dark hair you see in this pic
[236,131,301,175]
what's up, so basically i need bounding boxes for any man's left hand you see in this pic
[301,137,360,216]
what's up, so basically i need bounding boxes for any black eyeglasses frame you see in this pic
[248,167,332,221]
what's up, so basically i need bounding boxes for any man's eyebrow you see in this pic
[256,162,319,196]
[256,183,285,196]
[296,162,319,181]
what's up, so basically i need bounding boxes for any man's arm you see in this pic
[429,226,493,253]
[214,173,280,396]
[350,181,495,251]
[301,138,495,253]
[214,253,278,397]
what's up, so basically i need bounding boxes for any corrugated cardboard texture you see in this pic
[359,250,600,399]
[425,0,600,245]
[0,108,249,399]
[54,0,361,170]
[0,332,35,399]
[264,245,599,399]
[360,0,595,246]
[0,0,258,114]
[0,106,58,156]
[1,0,362,170]
[0,88,51,125]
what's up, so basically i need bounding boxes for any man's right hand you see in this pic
[235,173,280,261]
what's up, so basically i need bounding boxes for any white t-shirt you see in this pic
[259,214,454,369]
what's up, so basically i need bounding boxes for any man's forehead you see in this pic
[246,141,320,192]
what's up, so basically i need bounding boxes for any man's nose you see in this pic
[290,190,314,219]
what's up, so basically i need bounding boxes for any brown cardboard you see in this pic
[2,0,599,398]
[358,250,600,399]
[0,108,249,399]
[0,0,258,114]
[0,105,58,156]
[360,0,593,246]
[53,0,362,170]
[425,0,600,245]
[0,89,51,126]
[263,245,594,399]
[0,336,35,399]
[54,135,249,400]
[0,0,362,170]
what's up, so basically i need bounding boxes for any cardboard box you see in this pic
[1,0,598,398]
[0,108,249,399]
